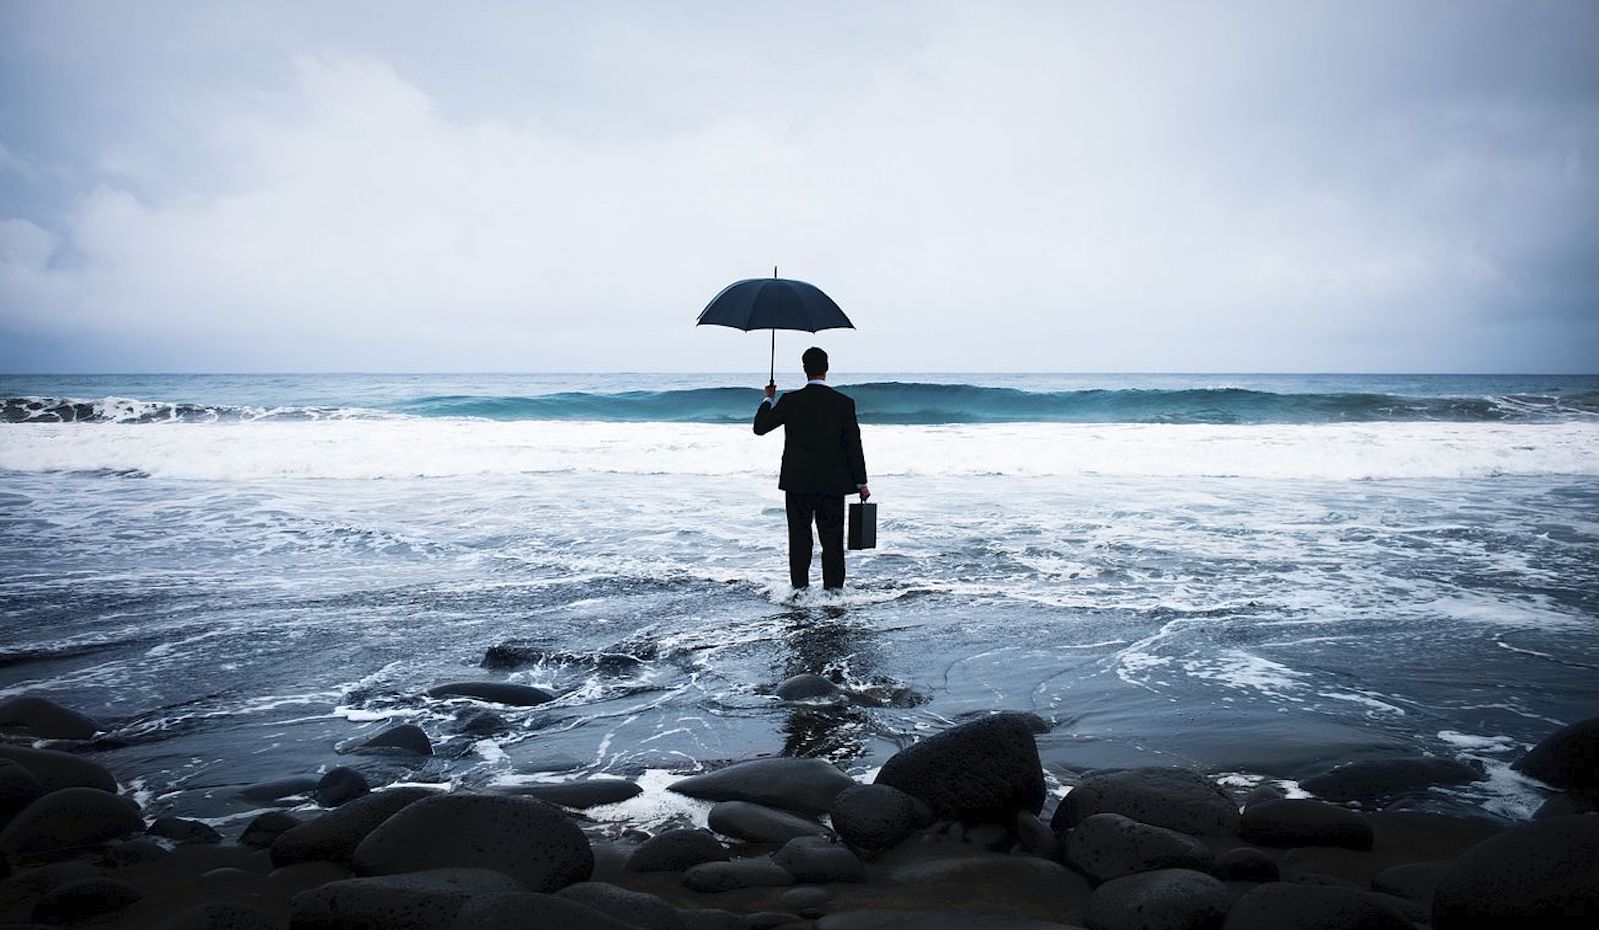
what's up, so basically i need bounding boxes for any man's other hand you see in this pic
[764,382,776,400]
[858,485,870,501]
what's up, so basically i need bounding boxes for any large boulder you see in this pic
[1054,768,1239,836]
[314,766,370,806]
[0,759,45,824]
[830,784,920,852]
[240,810,303,848]
[271,787,435,866]
[776,673,844,702]
[557,882,688,930]
[426,681,556,706]
[1512,715,1599,796]
[874,713,1045,823]
[1065,813,1213,885]
[1432,814,1599,928]
[1083,868,1230,930]
[353,793,593,892]
[0,695,100,740]
[0,787,143,858]
[668,757,856,815]
[357,724,434,755]
[1299,756,1484,804]
[625,828,730,873]
[707,801,828,844]
[290,867,524,930]
[1223,883,1412,930]
[1240,799,1373,850]
[0,745,118,793]
[773,835,868,883]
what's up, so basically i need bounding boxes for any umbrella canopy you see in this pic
[696,273,854,385]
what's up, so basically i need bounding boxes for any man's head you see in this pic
[802,346,829,379]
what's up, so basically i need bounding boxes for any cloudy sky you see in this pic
[1,1,1595,373]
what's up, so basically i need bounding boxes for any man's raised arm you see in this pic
[754,385,784,435]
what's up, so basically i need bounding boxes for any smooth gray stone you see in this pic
[818,910,1083,930]
[0,746,118,793]
[1209,847,1278,882]
[1016,811,1058,857]
[669,757,856,815]
[0,695,100,740]
[426,681,556,706]
[557,881,687,929]
[239,810,302,848]
[271,787,434,866]
[779,885,834,909]
[1223,883,1412,930]
[1432,815,1599,929]
[353,793,593,892]
[358,723,434,755]
[891,855,1076,886]
[1054,768,1239,836]
[1065,812,1212,884]
[450,893,643,930]
[830,784,919,851]
[1240,799,1374,850]
[0,787,143,858]
[290,867,523,930]
[679,908,746,930]
[1299,756,1484,804]
[0,760,45,821]
[237,775,319,801]
[147,816,222,844]
[875,713,1046,823]
[1085,868,1230,930]
[683,859,795,892]
[775,673,843,701]
[747,912,803,929]
[625,828,730,872]
[1512,714,1599,795]
[708,800,828,844]
[313,766,370,807]
[32,877,144,923]
[1371,860,1450,903]
[772,835,867,883]
[506,779,643,808]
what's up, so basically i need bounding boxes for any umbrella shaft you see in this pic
[769,329,775,385]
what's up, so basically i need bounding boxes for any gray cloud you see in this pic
[2,0,1595,373]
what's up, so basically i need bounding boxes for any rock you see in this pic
[449,892,645,930]
[506,779,643,808]
[626,828,731,872]
[747,913,803,929]
[1432,814,1599,928]
[1299,756,1484,804]
[1534,791,1599,819]
[680,908,747,930]
[776,673,843,701]
[0,695,99,740]
[1512,714,1599,796]
[891,855,1077,886]
[0,759,45,823]
[0,787,143,858]
[354,792,593,891]
[240,810,303,847]
[150,902,279,930]
[426,681,556,706]
[779,885,834,910]
[1084,868,1230,930]
[0,745,118,793]
[708,800,828,844]
[683,858,795,892]
[557,881,687,929]
[1065,812,1214,885]
[98,837,169,866]
[0,860,102,921]
[147,816,223,844]
[1240,799,1374,850]
[238,775,319,801]
[271,787,434,866]
[31,876,144,923]
[1054,768,1239,836]
[875,713,1046,823]
[290,866,524,930]
[314,766,370,806]
[1223,883,1412,930]
[1371,860,1449,903]
[669,757,857,815]
[358,723,434,755]
[818,912,1080,930]
[1209,847,1278,882]
[1015,810,1059,857]
[452,708,511,735]
[829,784,919,852]
[772,835,867,883]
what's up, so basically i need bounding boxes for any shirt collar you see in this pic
[806,378,826,386]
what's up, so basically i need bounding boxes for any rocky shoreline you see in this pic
[2,694,1596,929]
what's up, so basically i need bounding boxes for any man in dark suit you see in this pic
[754,347,870,591]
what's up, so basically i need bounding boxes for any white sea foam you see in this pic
[2,419,1596,481]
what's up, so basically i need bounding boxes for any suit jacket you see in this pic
[753,383,868,495]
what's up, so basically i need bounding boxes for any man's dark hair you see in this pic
[802,347,829,377]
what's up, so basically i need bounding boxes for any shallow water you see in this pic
[2,376,1597,830]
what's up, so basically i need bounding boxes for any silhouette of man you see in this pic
[754,347,870,590]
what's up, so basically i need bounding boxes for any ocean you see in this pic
[2,372,1596,830]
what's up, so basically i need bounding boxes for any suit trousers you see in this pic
[785,492,845,589]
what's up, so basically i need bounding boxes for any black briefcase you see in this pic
[848,502,877,550]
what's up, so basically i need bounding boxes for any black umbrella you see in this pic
[696,268,854,387]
